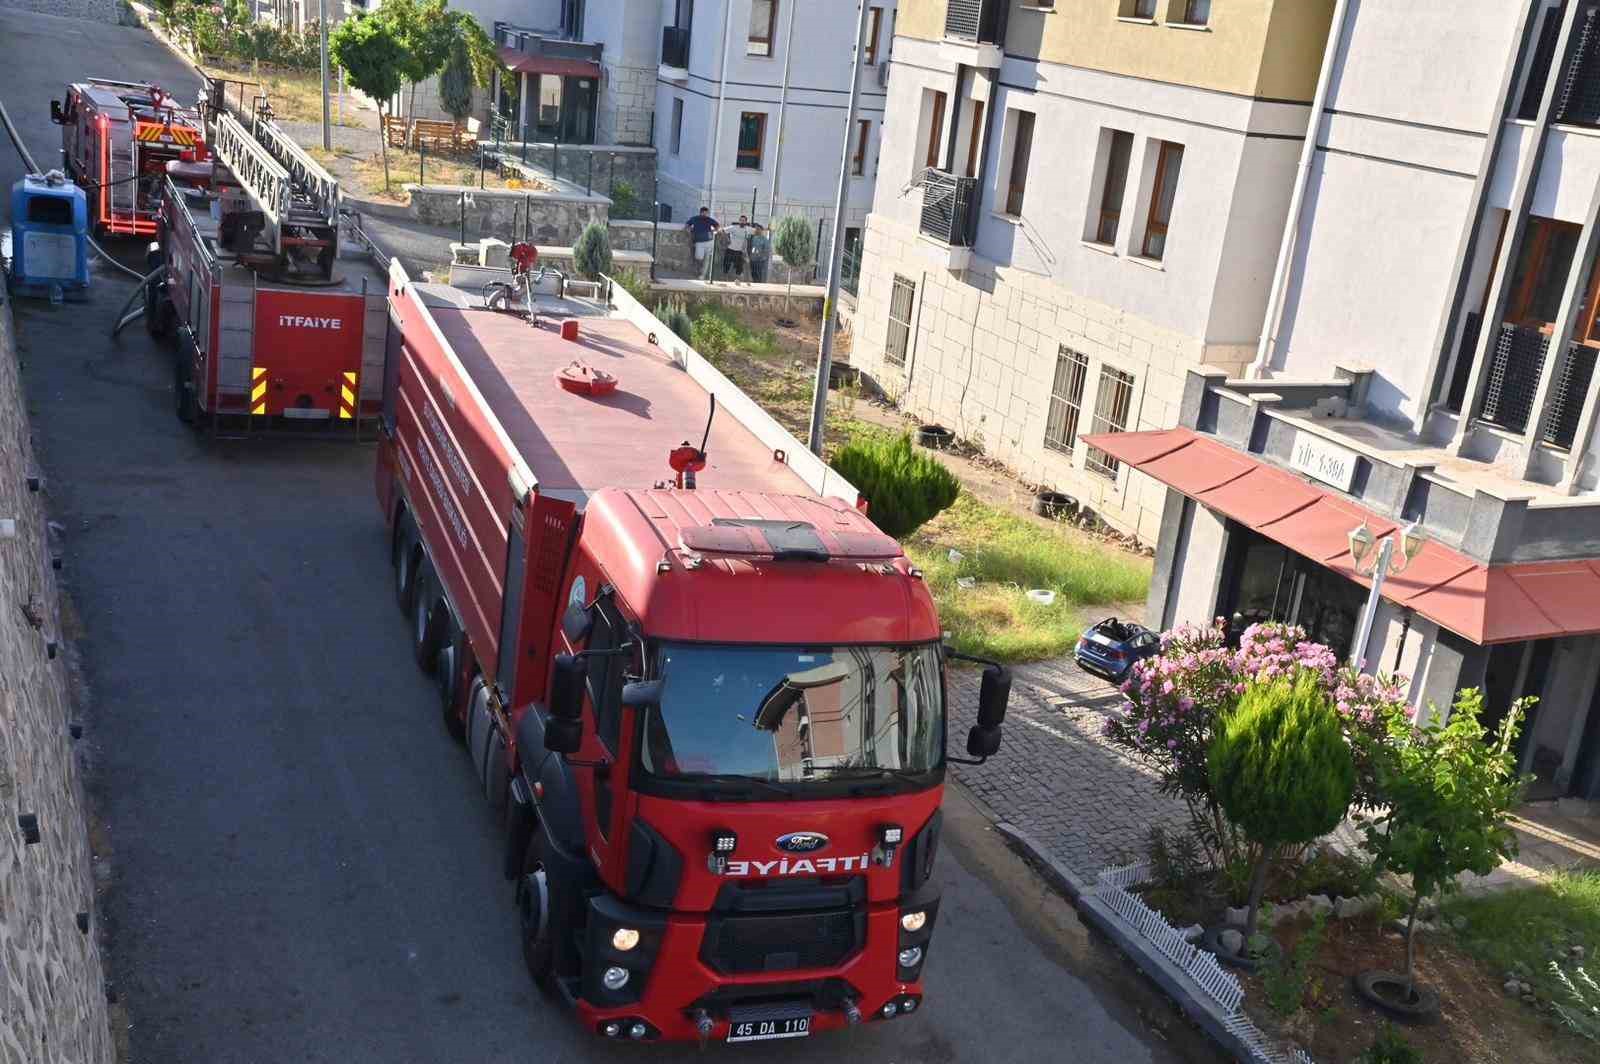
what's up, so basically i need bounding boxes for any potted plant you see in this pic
[1204,670,1355,965]
[1354,687,1527,1021]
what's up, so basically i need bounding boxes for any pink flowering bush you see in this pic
[1103,620,1407,866]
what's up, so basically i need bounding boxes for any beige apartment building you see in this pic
[849,0,1334,542]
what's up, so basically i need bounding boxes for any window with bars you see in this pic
[1085,366,1136,478]
[1044,347,1090,455]
[885,275,916,367]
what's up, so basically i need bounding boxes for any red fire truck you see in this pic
[52,78,208,237]
[375,266,1011,1044]
[145,87,385,434]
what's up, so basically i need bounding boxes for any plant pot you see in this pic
[917,424,954,450]
[1032,490,1077,520]
[1353,970,1441,1024]
[1199,924,1277,972]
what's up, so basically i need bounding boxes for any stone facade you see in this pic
[597,64,655,148]
[406,184,609,248]
[850,215,1253,546]
[0,301,114,1064]
[608,220,692,275]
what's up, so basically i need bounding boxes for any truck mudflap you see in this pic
[572,897,935,1043]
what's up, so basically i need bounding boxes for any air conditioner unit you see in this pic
[876,60,891,88]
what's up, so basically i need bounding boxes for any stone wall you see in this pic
[0,0,134,22]
[0,299,114,1064]
[650,284,826,318]
[496,143,656,219]
[607,220,692,275]
[597,64,655,148]
[406,184,609,248]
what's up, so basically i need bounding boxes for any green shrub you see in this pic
[690,313,735,363]
[1357,1025,1423,1064]
[573,221,613,280]
[612,268,649,305]
[1262,913,1328,1017]
[830,434,960,539]
[1210,671,1355,939]
[610,178,638,218]
[656,297,692,343]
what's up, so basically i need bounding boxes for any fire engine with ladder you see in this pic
[52,78,207,237]
[143,77,386,436]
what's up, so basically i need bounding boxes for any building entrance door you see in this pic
[1223,527,1366,653]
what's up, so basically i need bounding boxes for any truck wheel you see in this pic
[435,634,466,742]
[412,568,443,673]
[144,283,167,338]
[174,358,197,424]
[394,523,419,616]
[516,836,557,991]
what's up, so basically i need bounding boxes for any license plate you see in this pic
[726,1016,810,1043]
[281,407,331,420]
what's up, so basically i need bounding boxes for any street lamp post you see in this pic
[1347,519,1425,668]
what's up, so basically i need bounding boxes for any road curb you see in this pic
[993,821,1270,1064]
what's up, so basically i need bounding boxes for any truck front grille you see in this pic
[701,909,861,974]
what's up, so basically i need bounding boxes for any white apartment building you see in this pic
[653,0,896,261]
[848,1,1336,544]
[1089,0,1600,804]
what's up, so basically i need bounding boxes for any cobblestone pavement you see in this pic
[947,656,1192,880]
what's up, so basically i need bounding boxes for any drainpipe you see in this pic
[1248,0,1353,379]
[767,0,799,219]
[705,0,736,216]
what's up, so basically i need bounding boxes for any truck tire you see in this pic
[412,567,443,673]
[394,522,419,616]
[145,283,171,339]
[435,632,466,742]
[516,835,557,992]
[173,357,197,424]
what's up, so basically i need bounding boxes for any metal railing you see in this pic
[944,0,1005,44]
[918,169,978,247]
[1545,341,1597,448]
[661,25,691,69]
[1480,322,1550,434]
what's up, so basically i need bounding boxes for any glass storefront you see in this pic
[1222,527,1367,655]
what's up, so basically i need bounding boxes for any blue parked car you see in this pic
[1074,617,1160,683]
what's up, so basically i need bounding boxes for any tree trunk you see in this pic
[1242,846,1271,943]
[409,81,418,125]
[1404,891,1424,996]
[785,264,793,314]
[380,107,392,192]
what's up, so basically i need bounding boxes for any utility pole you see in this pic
[806,0,871,456]
[319,0,331,152]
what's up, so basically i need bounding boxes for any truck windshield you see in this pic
[641,643,944,784]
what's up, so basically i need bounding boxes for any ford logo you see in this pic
[775,831,829,854]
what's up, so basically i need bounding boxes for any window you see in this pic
[1085,366,1136,478]
[924,90,947,170]
[864,6,884,65]
[964,101,985,177]
[852,119,871,176]
[1044,347,1089,455]
[1173,0,1209,25]
[1003,110,1035,216]
[1141,141,1184,260]
[1121,0,1158,19]
[1094,129,1133,246]
[748,0,778,56]
[1508,217,1580,328]
[886,274,916,367]
[670,97,684,155]
[736,111,766,170]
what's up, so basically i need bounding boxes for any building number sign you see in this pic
[1289,431,1359,492]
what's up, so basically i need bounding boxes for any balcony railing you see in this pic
[919,169,978,247]
[1481,323,1550,434]
[661,25,690,69]
[1545,342,1597,448]
[944,0,1004,45]
[1520,3,1600,126]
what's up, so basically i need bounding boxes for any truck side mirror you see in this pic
[621,679,662,709]
[50,100,64,125]
[965,724,1002,758]
[977,665,1011,729]
[545,716,582,754]
[549,653,585,720]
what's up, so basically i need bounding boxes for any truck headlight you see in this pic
[602,966,630,990]
[897,946,923,968]
[611,927,640,951]
[900,911,927,932]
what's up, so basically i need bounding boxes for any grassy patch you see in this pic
[1444,870,1600,1001]
[904,492,1151,663]
[201,62,365,128]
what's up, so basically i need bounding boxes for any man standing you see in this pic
[747,223,771,283]
[723,214,752,281]
[686,207,719,279]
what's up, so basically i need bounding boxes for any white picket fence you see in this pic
[1094,862,1315,1064]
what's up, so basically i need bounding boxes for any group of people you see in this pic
[685,208,772,283]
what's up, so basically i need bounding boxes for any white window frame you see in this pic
[885,274,916,367]
[1044,347,1090,455]
[1085,365,1137,479]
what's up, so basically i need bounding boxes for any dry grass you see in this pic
[200,62,365,129]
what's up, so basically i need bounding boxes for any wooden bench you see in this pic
[410,119,460,153]
[456,117,481,153]
[382,114,409,149]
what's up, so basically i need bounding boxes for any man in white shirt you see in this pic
[722,215,751,281]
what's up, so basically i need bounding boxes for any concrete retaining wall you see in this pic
[608,220,693,275]
[0,299,114,1064]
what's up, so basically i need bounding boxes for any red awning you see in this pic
[1082,427,1600,645]
[497,47,601,79]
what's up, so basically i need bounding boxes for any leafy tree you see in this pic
[1209,670,1355,942]
[772,215,814,313]
[1358,687,1527,996]
[379,0,452,123]
[439,36,475,122]
[829,433,961,538]
[573,222,613,281]
[331,13,406,190]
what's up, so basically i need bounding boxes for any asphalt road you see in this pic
[1,10,1219,1063]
